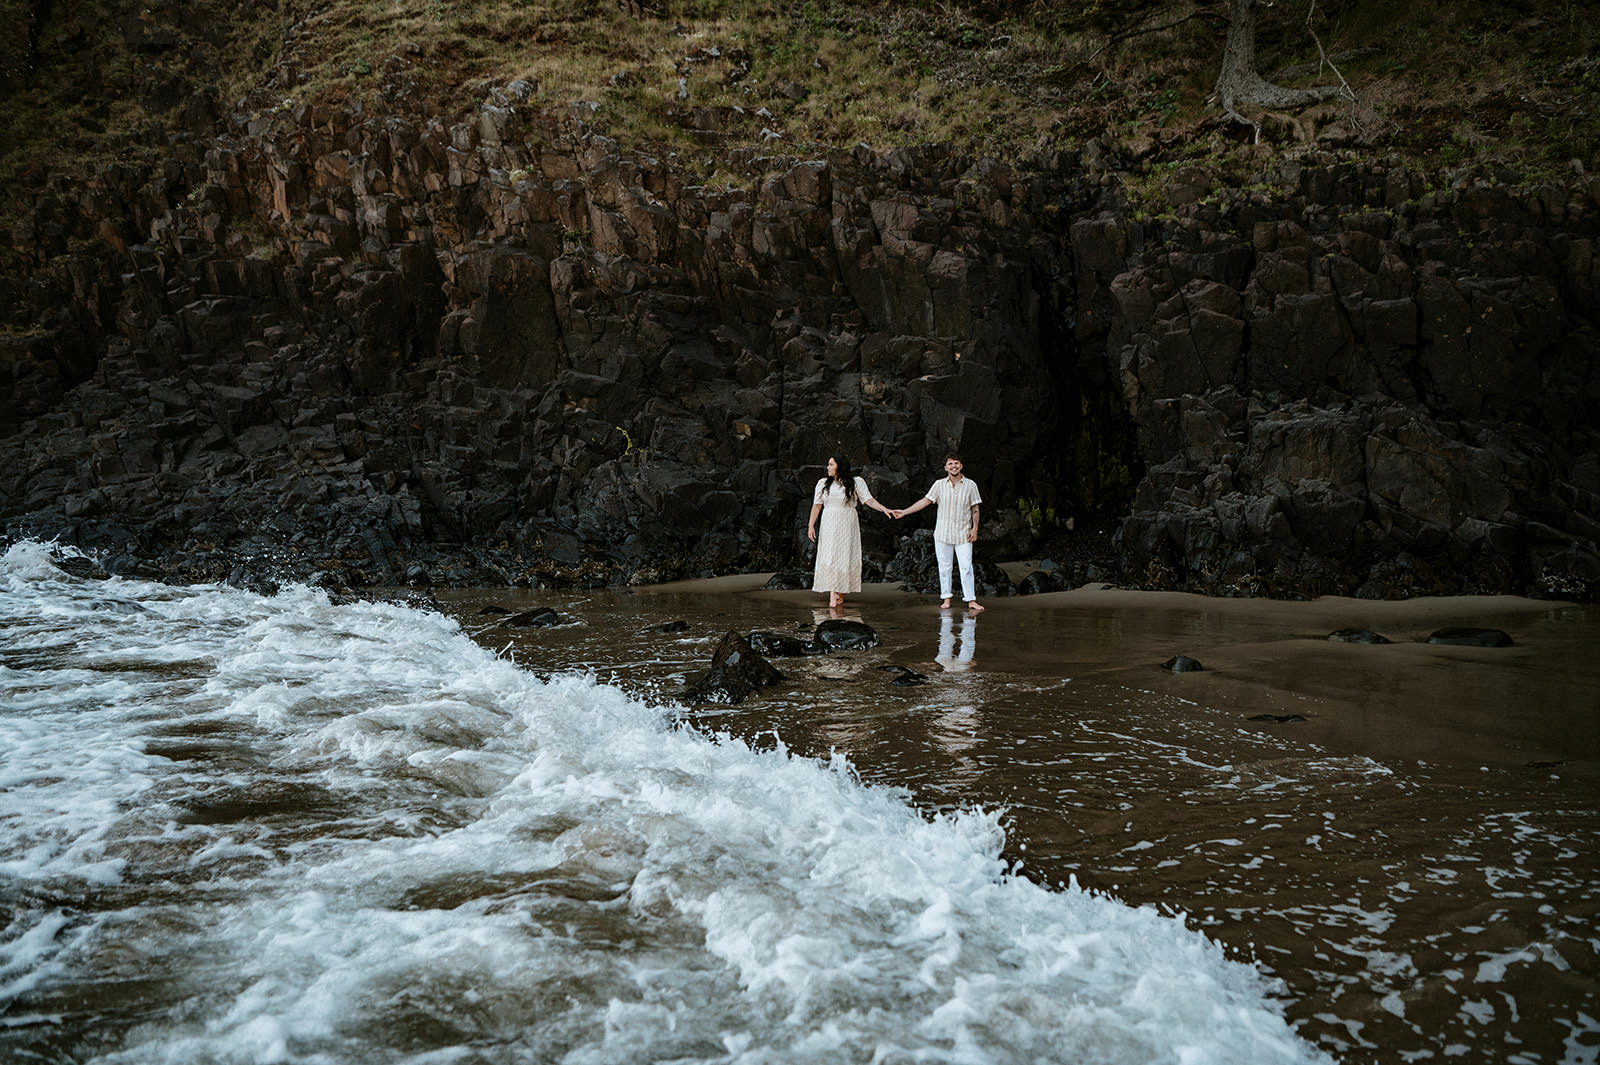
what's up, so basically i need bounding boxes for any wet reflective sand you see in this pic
[440,577,1600,1065]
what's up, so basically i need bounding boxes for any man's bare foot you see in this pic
[967,601,985,613]
[939,599,951,610]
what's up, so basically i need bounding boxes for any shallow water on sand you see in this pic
[439,579,1600,1065]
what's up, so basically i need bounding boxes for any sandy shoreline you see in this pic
[621,570,1600,778]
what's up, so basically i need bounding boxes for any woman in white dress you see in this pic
[807,455,893,609]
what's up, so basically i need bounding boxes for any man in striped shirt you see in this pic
[893,453,985,613]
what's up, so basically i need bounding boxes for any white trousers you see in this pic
[934,539,976,602]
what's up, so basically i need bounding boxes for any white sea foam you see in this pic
[0,542,1333,1064]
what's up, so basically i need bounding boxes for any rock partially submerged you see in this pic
[681,631,785,704]
[1427,627,1514,647]
[813,619,879,652]
[504,607,562,628]
[1328,628,1391,644]
[879,664,928,686]
[52,555,109,580]
[747,630,816,657]
[1162,655,1206,672]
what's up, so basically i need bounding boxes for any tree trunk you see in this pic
[1215,0,1345,115]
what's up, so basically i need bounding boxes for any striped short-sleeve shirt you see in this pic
[926,477,982,544]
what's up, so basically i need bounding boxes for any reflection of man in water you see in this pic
[935,613,976,672]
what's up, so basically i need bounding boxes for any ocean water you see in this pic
[0,541,1332,1065]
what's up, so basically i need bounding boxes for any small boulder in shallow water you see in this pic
[53,555,109,580]
[764,572,812,591]
[505,607,562,628]
[747,631,816,657]
[1162,655,1206,672]
[681,631,785,704]
[878,664,928,686]
[1427,627,1514,647]
[1248,713,1307,723]
[813,619,879,652]
[1328,628,1391,644]
[642,619,689,634]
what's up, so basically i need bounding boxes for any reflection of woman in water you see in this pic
[935,613,977,671]
[808,455,894,610]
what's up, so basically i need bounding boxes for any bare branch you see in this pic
[1087,7,1220,65]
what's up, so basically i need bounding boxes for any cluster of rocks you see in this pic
[2,70,1597,599]
[681,618,881,704]
[1077,169,1600,600]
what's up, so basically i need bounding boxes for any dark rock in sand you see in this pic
[1328,628,1391,644]
[765,572,813,591]
[1163,655,1206,672]
[477,605,513,615]
[505,607,562,628]
[1248,713,1307,723]
[888,534,1017,599]
[1016,569,1071,595]
[747,631,816,657]
[681,630,785,704]
[1427,627,1514,647]
[642,619,690,634]
[814,619,879,652]
[879,664,928,686]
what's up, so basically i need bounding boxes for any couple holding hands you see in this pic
[807,452,985,614]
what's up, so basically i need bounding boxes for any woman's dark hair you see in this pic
[827,454,858,503]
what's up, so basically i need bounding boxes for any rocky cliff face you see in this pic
[2,81,1597,597]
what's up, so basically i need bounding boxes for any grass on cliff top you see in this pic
[2,0,1598,192]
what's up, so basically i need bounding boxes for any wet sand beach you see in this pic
[437,576,1600,1065]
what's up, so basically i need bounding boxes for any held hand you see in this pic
[891,508,903,519]
[968,528,979,543]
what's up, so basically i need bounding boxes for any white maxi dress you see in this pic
[812,476,874,594]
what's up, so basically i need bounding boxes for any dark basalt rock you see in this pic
[226,564,280,597]
[879,664,928,686]
[477,605,513,615]
[1016,569,1071,595]
[504,607,562,628]
[365,589,442,612]
[1427,627,1515,647]
[765,572,813,591]
[681,630,785,704]
[0,86,1594,603]
[642,619,690,634]
[52,555,109,580]
[1248,713,1307,723]
[1328,628,1391,644]
[747,631,815,657]
[813,619,879,652]
[1162,655,1206,672]
[888,537,1017,599]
